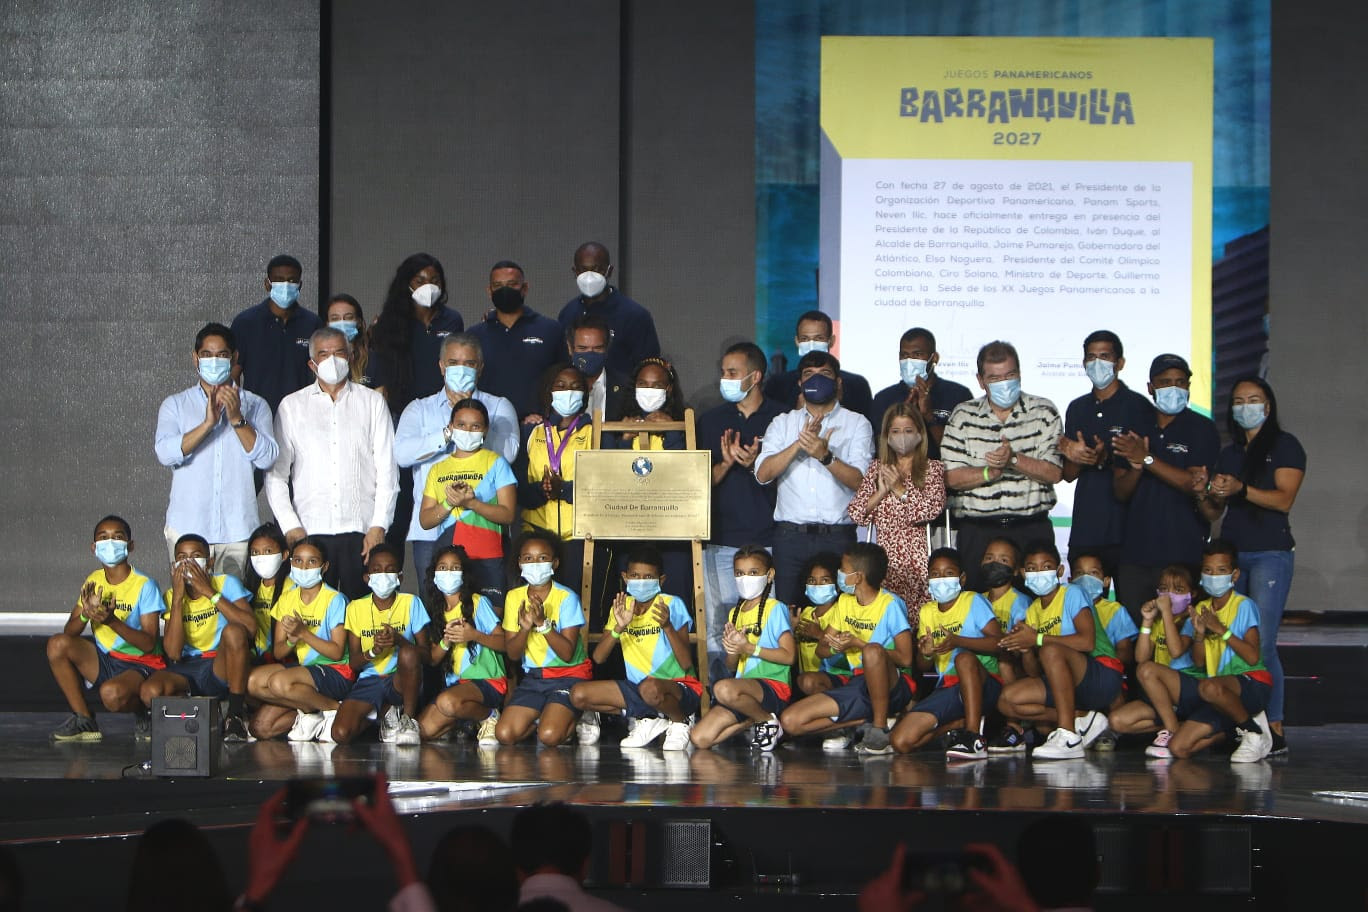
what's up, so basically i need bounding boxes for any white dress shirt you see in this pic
[754,402,874,525]
[265,380,399,535]
[588,370,608,421]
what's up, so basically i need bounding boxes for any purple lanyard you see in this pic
[543,415,585,475]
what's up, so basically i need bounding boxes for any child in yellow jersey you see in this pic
[139,534,256,741]
[48,515,165,742]
[791,552,842,693]
[1170,539,1273,763]
[418,545,508,744]
[778,543,915,756]
[1070,551,1139,668]
[518,366,593,541]
[1108,563,1203,757]
[570,544,700,751]
[890,548,1003,760]
[497,530,590,747]
[244,523,293,661]
[245,537,352,742]
[691,547,795,752]
[331,544,431,745]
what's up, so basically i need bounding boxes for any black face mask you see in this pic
[980,561,1015,588]
[491,286,524,314]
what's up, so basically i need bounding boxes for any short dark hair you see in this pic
[566,313,612,347]
[976,340,1020,376]
[984,536,1021,567]
[94,514,131,540]
[927,547,962,573]
[195,323,235,353]
[623,543,665,575]
[1068,548,1108,576]
[173,533,209,553]
[844,542,888,588]
[797,350,840,375]
[724,341,767,377]
[292,535,330,565]
[426,825,518,912]
[1018,816,1097,907]
[795,310,833,335]
[901,327,936,350]
[511,803,593,876]
[449,397,490,426]
[1023,538,1060,565]
[1082,330,1123,359]
[365,543,402,567]
[511,527,562,567]
[266,254,302,275]
[1202,537,1239,564]
[490,259,524,277]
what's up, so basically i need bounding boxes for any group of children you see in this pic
[48,515,1275,764]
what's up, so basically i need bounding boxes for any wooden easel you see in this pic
[582,408,711,708]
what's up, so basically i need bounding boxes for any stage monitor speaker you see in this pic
[653,819,712,888]
[150,697,219,778]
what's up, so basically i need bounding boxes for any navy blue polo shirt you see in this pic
[370,304,465,417]
[697,397,787,548]
[229,299,320,413]
[870,374,974,459]
[1215,431,1306,552]
[469,306,564,419]
[1119,408,1220,566]
[764,369,875,423]
[557,286,660,377]
[1064,381,1154,548]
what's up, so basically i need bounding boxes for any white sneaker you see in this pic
[287,710,324,742]
[576,710,601,746]
[620,715,670,748]
[1032,727,1084,760]
[1074,711,1107,750]
[1145,730,1173,759]
[661,720,692,751]
[394,714,421,746]
[316,709,338,744]
[378,705,402,744]
[751,714,784,753]
[1231,712,1273,763]
[477,710,500,746]
[822,731,854,753]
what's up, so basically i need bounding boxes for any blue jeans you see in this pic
[702,545,740,682]
[1236,549,1293,723]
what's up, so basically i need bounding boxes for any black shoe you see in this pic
[1269,731,1288,756]
[987,727,1028,754]
[223,713,250,743]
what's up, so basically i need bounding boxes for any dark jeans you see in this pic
[315,532,367,600]
[955,514,1055,591]
[773,522,857,608]
[1116,562,1165,627]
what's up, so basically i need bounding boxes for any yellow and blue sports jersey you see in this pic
[1026,582,1121,670]
[1093,597,1139,649]
[270,584,349,668]
[1144,613,1200,676]
[77,567,163,664]
[728,597,792,684]
[523,419,594,540]
[1182,593,1269,682]
[795,604,834,674]
[441,594,506,685]
[346,593,430,678]
[617,592,694,685]
[501,582,589,677]
[824,589,911,675]
[249,579,294,657]
[917,591,999,683]
[986,587,1030,630]
[161,574,252,658]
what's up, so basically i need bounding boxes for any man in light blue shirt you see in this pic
[395,333,519,577]
[755,351,874,607]
[154,323,278,579]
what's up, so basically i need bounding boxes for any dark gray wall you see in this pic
[0,1,320,612]
[1270,1,1368,610]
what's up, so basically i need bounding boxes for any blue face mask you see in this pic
[796,340,829,358]
[551,389,585,418]
[625,578,661,601]
[433,570,463,595]
[329,320,359,342]
[290,566,323,589]
[899,358,929,387]
[94,539,128,567]
[1201,573,1235,598]
[1024,570,1059,597]
[1072,574,1107,602]
[1232,402,1267,430]
[367,572,400,598]
[802,373,837,405]
[1084,359,1115,390]
[987,378,1021,408]
[1154,386,1189,415]
[269,281,299,309]
[805,583,838,605]
[198,356,231,386]
[836,569,857,595]
[571,351,605,378]
[719,373,753,404]
[928,577,962,604]
[521,562,554,586]
[444,364,477,394]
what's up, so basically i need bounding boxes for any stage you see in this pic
[2,712,1368,911]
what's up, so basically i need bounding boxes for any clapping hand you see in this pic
[984,435,1013,469]
[610,592,633,633]
[1112,431,1150,468]
[372,624,395,651]
[444,618,468,645]
[797,414,834,461]
[1066,431,1105,467]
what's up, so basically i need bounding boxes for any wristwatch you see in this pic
[1009,454,1019,466]
[819,451,835,466]
[1142,454,1155,467]
[231,417,249,429]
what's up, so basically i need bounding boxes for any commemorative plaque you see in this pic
[571,450,711,540]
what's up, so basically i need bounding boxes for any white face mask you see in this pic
[576,270,607,298]
[367,572,401,598]
[734,575,769,601]
[452,429,485,452]
[796,339,830,358]
[411,283,442,308]
[315,355,349,385]
[635,387,668,413]
[521,562,555,586]
[193,557,209,571]
[251,553,284,578]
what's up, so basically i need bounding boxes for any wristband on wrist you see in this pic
[1140,626,1153,635]
[440,498,453,511]
[79,613,89,623]
[1035,632,1044,647]
[1221,629,1233,642]
[535,620,553,635]
[209,592,222,606]
[610,628,623,639]
[982,466,991,482]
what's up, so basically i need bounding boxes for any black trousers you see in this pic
[314,532,368,600]
[955,514,1055,591]
[773,522,858,608]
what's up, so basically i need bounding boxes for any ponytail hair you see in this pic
[729,545,775,635]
